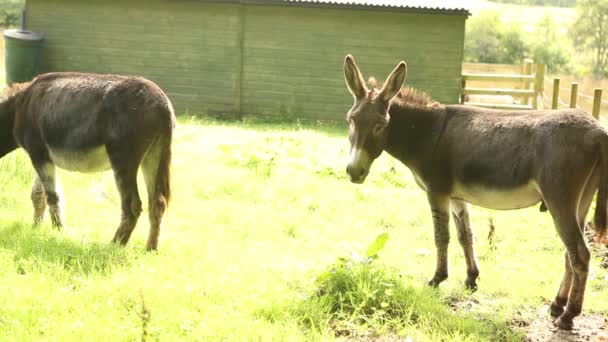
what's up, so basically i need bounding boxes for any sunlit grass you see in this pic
[0,117,606,341]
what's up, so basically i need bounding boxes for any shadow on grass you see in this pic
[0,221,139,277]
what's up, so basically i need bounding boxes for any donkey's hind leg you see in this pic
[110,164,142,246]
[549,166,598,319]
[550,251,573,318]
[107,142,144,246]
[451,200,480,290]
[31,176,46,225]
[544,203,590,330]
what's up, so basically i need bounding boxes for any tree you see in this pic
[464,11,504,63]
[571,0,608,76]
[531,15,573,73]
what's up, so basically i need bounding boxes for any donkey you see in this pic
[342,54,608,330]
[0,72,175,251]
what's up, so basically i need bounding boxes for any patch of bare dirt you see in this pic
[525,305,608,342]
[343,334,413,342]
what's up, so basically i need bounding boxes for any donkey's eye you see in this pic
[373,124,385,136]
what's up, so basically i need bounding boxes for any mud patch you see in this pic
[345,334,413,341]
[525,305,608,342]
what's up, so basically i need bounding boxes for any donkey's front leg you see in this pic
[32,162,63,228]
[427,193,450,287]
[451,200,480,290]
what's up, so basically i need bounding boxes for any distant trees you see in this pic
[464,11,573,73]
[491,0,576,6]
[571,0,608,76]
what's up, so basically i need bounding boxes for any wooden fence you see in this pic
[461,60,546,110]
[543,75,608,120]
[547,78,604,120]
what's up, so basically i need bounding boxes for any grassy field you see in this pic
[0,117,606,341]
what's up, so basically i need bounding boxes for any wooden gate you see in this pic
[461,60,546,110]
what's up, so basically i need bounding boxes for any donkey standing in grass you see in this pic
[0,72,175,251]
[342,54,608,330]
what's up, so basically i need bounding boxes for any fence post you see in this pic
[593,88,603,119]
[552,78,560,110]
[522,59,533,105]
[570,83,578,109]
[533,64,545,110]
[460,78,466,104]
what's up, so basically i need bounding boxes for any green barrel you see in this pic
[3,29,44,85]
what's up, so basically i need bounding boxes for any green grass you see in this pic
[0,117,606,341]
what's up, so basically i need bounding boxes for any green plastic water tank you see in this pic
[3,29,44,85]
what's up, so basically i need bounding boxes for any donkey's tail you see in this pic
[594,136,608,245]
[156,127,172,207]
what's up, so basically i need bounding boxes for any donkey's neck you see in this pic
[384,102,446,172]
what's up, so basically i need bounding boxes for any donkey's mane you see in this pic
[367,77,440,110]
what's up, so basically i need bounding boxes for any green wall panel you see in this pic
[26,0,466,120]
[26,0,242,115]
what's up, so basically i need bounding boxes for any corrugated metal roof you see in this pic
[281,0,471,13]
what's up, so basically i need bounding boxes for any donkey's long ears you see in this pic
[344,55,368,99]
[379,61,407,102]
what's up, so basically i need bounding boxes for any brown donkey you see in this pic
[343,54,608,330]
[0,72,175,251]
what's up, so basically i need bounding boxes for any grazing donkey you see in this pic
[0,72,175,251]
[342,54,608,330]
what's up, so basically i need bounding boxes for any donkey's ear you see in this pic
[344,54,368,99]
[379,61,407,102]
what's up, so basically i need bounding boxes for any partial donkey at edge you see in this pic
[0,72,175,251]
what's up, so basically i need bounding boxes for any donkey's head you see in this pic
[343,54,407,183]
[0,87,18,158]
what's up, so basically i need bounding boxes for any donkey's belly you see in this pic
[452,181,542,210]
[48,146,111,172]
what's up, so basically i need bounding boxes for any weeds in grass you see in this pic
[271,233,523,340]
[139,290,151,342]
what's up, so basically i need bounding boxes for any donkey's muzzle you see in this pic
[346,164,367,184]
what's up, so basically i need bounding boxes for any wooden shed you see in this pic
[24,0,469,120]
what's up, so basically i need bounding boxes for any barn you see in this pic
[23,0,469,120]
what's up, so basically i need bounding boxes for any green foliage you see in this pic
[571,0,608,76]
[0,0,24,28]
[465,11,573,73]
[529,15,574,72]
[282,233,522,339]
[490,0,577,6]
[464,11,505,63]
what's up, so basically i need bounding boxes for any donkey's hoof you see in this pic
[145,242,158,252]
[112,235,129,246]
[553,316,574,330]
[464,279,478,291]
[549,302,565,318]
[428,275,447,287]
